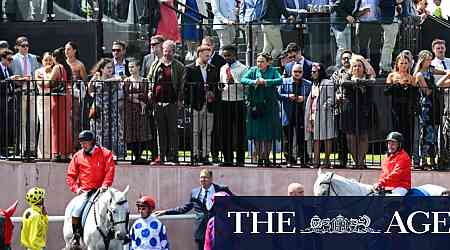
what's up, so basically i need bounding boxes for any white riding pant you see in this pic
[386,187,408,196]
[71,192,90,217]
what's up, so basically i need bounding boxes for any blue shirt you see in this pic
[359,0,380,22]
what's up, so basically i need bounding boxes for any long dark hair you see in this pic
[313,63,327,83]
[91,58,113,76]
[53,47,73,80]
[66,41,80,59]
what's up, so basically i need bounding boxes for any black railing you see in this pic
[2,77,450,170]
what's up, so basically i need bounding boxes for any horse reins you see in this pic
[320,173,338,196]
[93,193,129,250]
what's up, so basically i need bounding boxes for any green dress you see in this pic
[241,66,283,141]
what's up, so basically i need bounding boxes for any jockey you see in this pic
[130,196,169,250]
[374,132,411,196]
[20,187,48,250]
[67,130,116,247]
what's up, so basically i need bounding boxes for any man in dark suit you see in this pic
[111,40,130,77]
[201,37,226,164]
[0,48,17,159]
[154,169,233,250]
[283,43,313,81]
[184,45,220,164]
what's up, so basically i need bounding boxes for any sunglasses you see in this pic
[342,56,351,61]
[293,70,303,73]
[150,42,160,46]
[20,44,29,48]
[6,57,13,61]
[112,48,121,52]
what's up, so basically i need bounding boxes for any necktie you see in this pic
[442,60,447,70]
[202,189,208,206]
[23,56,28,76]
[4,68,8,78]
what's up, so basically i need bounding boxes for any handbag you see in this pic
[51,66,66,95]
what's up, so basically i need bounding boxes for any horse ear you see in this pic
[122,185,130,196]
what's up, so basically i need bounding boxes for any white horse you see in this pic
[63,186,130,250]
[313,169,447,196]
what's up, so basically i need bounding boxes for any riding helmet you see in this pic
[136,196,156,209]
[78,130,95,142]
[385,131,403,143]
[25,187,46,206]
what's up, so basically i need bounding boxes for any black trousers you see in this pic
[221,101,245,164]
[357,22,383,73]
[196,239,205,250]
[283,115,309,163]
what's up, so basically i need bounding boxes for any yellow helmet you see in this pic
[25,187,46,206]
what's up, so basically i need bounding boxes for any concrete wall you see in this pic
[1,162,449,249]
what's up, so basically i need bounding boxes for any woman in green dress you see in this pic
[241,53,283,166]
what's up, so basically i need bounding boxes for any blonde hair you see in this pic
[200,169,212,178]
[413,50,433,76]
[394,54,411,72]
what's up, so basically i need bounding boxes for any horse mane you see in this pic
[315,171,373,196]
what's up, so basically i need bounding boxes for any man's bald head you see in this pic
[288,183,305,196]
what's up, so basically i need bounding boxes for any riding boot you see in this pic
[71,216,81,246]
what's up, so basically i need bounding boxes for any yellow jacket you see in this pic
[20,205,48,250]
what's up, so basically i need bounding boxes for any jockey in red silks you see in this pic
[66,130,116,247]
[374,132,411,196]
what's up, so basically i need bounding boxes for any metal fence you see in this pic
[1,76,450,170]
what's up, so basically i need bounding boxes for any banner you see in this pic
[214,197,450,250]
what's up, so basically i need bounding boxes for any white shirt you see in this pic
[200,185,215,211]
[195,61,208,83]
[220,61,248,101]
[431,57,450,84]
[114,58,126,77]
[0,63,9,78]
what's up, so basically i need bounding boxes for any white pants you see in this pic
[36,94,51,158]
[71,192,90,217]
[216,26,236,51]
[21,94,37,153]
[386,187,408,196]
[380,23,399,72]
[192,105,214,157]
[261,24,283,58]
[332,25,352,66]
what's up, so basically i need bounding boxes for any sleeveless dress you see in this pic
[51,66,74,157]
[419,70,439,161]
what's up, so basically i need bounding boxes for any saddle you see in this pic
[79,189,101,235]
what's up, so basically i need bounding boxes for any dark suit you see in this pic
[0,66,14,156]
[183,63,220,112]
[140,53,157,77]
[284,58,313,80]
[209,53,226,160]
[165,183,233,250]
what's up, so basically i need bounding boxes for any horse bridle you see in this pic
[320,173,378,196]
[320,172,338,196]
[93,195,129,250]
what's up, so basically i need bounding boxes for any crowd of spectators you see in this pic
[1,33,450,171]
